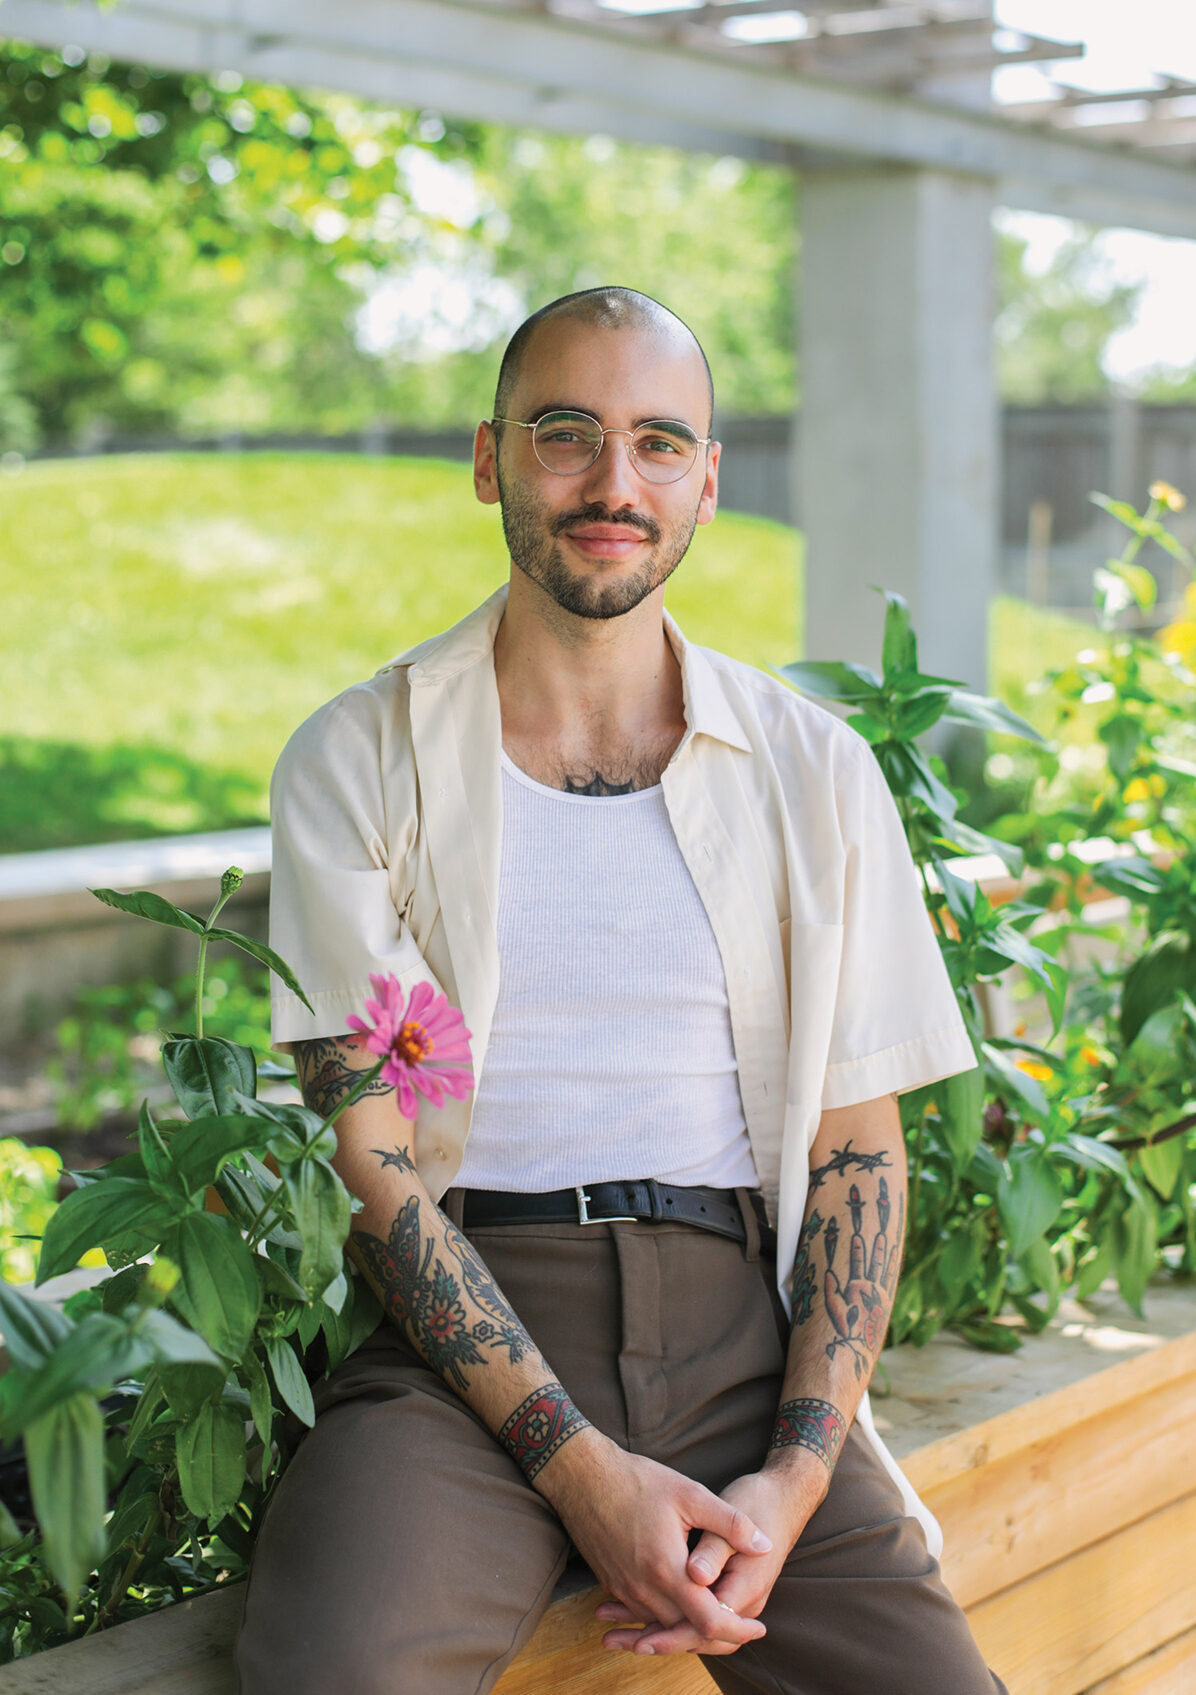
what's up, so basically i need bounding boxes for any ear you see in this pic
[474,420,501,506]
[695,439,720,527]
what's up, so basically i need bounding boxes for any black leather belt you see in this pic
[461,1180,761,1245]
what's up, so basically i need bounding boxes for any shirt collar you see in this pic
[382,582,753,754]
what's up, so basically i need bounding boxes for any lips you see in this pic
[562,523,653,559]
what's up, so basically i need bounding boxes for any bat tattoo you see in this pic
[354,1189,538,1392]
[294,1035,393,1118]
[498,1386,591,1482]
[769,1398,847,1471]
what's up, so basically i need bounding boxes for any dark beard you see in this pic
[496,469,700,621]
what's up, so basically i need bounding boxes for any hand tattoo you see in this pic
[793,1146,903,1377]
[769,1398,847,1471]
[498,1386,591,1482]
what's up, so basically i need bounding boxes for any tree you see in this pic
[995,227,1142,404]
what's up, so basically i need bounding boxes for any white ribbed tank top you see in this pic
[455,751,758,1192]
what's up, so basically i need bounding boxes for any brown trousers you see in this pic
[235,1205,1009,1695]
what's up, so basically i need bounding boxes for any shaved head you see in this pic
[493,287,714,430]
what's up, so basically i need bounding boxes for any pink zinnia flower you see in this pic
[346,974,473,1120]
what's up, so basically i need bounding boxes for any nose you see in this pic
[576,429,642,510]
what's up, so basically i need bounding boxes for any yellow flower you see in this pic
[1149,480,1187,512]
[1016,1059,1053,1082]
[1079,1045,1104,1068]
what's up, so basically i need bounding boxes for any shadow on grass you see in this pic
[0,737,268,854]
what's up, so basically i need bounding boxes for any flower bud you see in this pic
[221,866,245,897]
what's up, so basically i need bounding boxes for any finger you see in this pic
[677,1589,767,1648]
[686,1488,772,1557]
[606,1621,703,1655]
[687,1531,735,1585]
[593,1601,639,1624]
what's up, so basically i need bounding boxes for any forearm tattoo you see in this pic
[353,1170,538,1392]
[769,1398,847,1471]
[294,1034,393,1117]
[497,1386,592,1482]
[789,1141,904,1379]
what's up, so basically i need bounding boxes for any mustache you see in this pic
[551,503,662,545]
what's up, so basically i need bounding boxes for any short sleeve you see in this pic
[267,689,443,1052]
[820,740,976,1109]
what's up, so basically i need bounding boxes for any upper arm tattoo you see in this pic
[293,1034,394,1118]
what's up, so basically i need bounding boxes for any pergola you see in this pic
[8,0,1196,684]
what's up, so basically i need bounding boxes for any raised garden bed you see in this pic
[3,1277,1192,1695]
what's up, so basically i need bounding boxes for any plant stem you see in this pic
[323,1058,386,1128]
[194,880,239,1040]
[89,1498,164,1633]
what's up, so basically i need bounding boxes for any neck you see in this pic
[493,571,683,743]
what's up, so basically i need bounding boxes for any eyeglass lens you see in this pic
[531,412,699,483]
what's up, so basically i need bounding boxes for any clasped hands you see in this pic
[543,1433,821,1658]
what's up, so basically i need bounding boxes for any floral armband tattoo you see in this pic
[769,1398,847,1472]
[498,1385,591,1483]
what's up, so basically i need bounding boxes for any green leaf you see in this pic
[233,1093,334,1157]
[265,1336,315,1428]
[0,1313,154,1438]
[37,1178,179,1285]
[938,1064,985,1174]
[937,1222,984,1298]
[895,691,952,740]
[1120,932,1196,1046]
[175,1402,246,1522]
[1128,1004,1184,1082]
[164,1214,261,1360]
[0,1282,72,1371]
[1099,714,1142,782]
[1054,1134,1130,1183]
[287,1161,352,1301]
[878,589,917,678]
[777,659,883,705]
[161,1037,256,1120]
[166,1114,275,1198]
[25,1392,106,1603]
[321,1273,383,1374]
[1138,1135,1184,1201]
[1111,1194,1158,1315]
[940,689,1046,744]
[254,1254,309,1303]
[137,1100,181,1201]
[88,887,206,934]
[136,1310,221,1369]
[933,819,1025,877]
[997,1147,1064,1259]
[952,1319,1022,1354]
[160,1361,229,1418]
[202,927,314,1014]
[1073,1237,1114,1300]
[981,1043,1050,1127]
[1090,856,1169,901]
[1089,492,1144,531]
[242,1349,274,1447]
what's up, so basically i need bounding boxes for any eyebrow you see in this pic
[527,403,697,430]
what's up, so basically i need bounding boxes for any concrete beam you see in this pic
[799,167,997,691]
[5,0,1196,236]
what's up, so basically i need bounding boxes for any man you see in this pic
[236,288,1007,1694]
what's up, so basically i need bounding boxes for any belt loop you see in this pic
[441,1186,467,1231]
[735,1187,762,1262]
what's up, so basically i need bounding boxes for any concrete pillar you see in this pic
[798,166,998,691]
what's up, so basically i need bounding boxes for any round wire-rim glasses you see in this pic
[492,409,712,485]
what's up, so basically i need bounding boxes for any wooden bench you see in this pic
[4,1277,1194,1695]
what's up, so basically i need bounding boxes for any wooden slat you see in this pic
[889,1318,1196,1483]
[969,1491,1196,1695]
[922,1358,1196,1607]
[492,1588,716,1695]
[0,1584,241,1695]
[1083,1627,1196,1695]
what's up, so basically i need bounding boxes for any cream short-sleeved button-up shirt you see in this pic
[268,583,976,1549]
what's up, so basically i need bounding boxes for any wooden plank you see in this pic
[0,1584,241,1695]
[492,1588,716,1695]
[922,1358,1196,1607]
[968,1491,1196,1695]
[1082,1627,1196,1695]
[875,1280,1196,1468]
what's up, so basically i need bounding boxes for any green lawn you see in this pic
[1,453,801,852]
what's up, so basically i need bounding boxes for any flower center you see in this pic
[393,1020,433,1067]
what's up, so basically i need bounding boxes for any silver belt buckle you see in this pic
[575,1186,637,1226]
